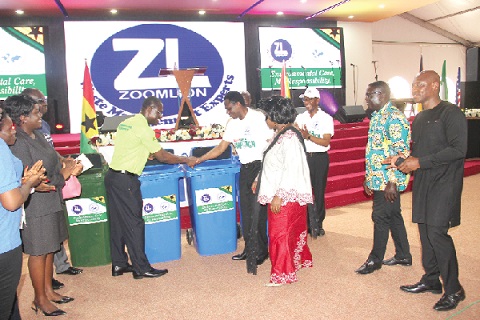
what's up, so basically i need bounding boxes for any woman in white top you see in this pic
[254,96,313,286]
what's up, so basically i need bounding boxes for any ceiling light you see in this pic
[300,0,307,3]
[348,15,354,19]
[379,4,385,9]
[199,10,206,15]
[276,11,284,16]
[110,9,118,14]
[15,9,24,15]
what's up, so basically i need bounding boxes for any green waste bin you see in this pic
[64,154,111,267]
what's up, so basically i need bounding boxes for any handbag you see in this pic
[62,175,82,199]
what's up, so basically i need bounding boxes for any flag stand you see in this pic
[158,67,206,130]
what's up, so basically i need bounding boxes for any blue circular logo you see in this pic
[89,203,99,212]
[91,24,224,117]
[200,194,211,203]
[144,203,154,213]
[270,39,292,62]
[72,204,83,215]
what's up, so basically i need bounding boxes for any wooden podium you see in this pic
[159,67,206,130]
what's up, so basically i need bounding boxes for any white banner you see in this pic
[195,186,234,215]
[65,197,108,226]
[64,21,246,133]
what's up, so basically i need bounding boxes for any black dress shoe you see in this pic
[434,287,465,311]
[112,264,134,276]
[256,253,269,266]
[383,256,412,266]
[232,251,247,261]
[58,267,83,275]
[355,260,382,274]
[133,267,168,279]
[51,296,74,304]
[31,302,66,316]
[400,281,443,294]
[52,278,64,290]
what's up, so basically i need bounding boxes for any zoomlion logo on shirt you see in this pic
[117,123,132,131]
[233,138,256,150]
[90,24,224,119]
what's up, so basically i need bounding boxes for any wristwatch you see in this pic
[306,135,311,140]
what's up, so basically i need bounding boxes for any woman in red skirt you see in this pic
[255,96,313,286]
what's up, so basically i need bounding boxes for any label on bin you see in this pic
[142,195,178,224]
[65,197,108,226]
[195,186,234,215]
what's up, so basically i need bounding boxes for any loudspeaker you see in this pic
[334,105,366,123]
[461,81,480,109]
[466,47,480,82]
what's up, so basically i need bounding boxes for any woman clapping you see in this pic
[0,105,46,319]
[5,95,80,316]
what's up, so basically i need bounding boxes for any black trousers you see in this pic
[105,169,151,273]
[418,223,461,295]
[306,152,329,232]
[239,161,268,257]
[368,191,411,263]
[0,245,22,320]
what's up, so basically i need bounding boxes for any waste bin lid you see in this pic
[142,163,183,174]
[182,160,240,176]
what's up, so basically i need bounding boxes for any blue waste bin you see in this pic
[183,148,240,256]
[139,161,184,263]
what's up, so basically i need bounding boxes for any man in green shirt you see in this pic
[105,97,197,279]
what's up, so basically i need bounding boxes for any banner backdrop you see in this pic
[64,21,246,133]
[258,27,343,91]
[0,27,47,99]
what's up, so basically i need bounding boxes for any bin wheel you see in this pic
[236,223,242,240]
[186,228,193,245]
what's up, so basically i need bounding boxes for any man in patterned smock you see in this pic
[355,81,412,275]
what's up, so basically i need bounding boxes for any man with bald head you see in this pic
[396,70,467,311]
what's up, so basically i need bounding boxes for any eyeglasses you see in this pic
[35,98,46,104]
[365,91,382,98]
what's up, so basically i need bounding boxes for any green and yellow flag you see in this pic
[80,61,98,154]
[440,60,448,101]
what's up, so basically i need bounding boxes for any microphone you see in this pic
[300,66,308,88]
[372,60,378,63]
[350,63,356,67]
[336,60,340,62]
[329,60,333,65]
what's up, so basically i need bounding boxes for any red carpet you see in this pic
[52,121,480,229]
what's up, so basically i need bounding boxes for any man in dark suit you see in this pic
[395,70,467,311]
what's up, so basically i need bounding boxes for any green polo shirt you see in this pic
[109,114,162,175]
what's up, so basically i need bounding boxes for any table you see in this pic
[467,118,480,159]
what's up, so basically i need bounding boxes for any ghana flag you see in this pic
[80,61,99,154]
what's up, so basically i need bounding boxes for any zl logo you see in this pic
[91,24,224,119]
